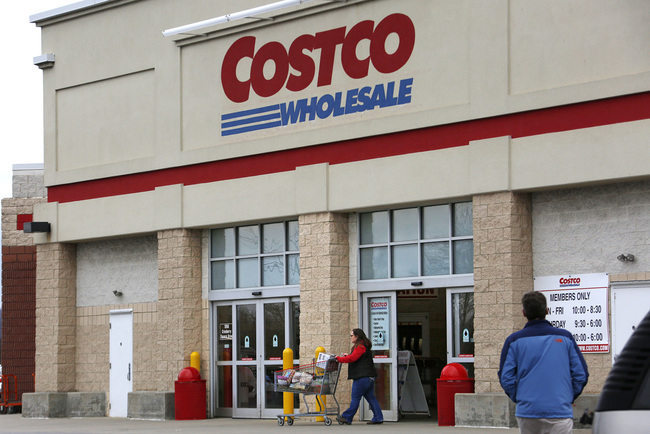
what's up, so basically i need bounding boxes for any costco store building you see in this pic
[23,0,650,426]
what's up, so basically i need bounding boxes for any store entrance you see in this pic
[396,288,474,419]
[212,298,300,418]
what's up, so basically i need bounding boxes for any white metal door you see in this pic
[361,292,398,422]
[612,282,650,362]
[109,310,133,417]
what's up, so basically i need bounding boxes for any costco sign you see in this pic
[220,13,416,136]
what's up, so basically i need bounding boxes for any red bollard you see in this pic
[175,367,207,420]
[436,363,474,426]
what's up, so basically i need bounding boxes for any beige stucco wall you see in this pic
[33,0,650,195]
[34,116,650,244]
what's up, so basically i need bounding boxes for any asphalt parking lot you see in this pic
[0,413,594,434]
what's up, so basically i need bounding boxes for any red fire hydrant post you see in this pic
[175,367,207,420]
[436,363,474,426]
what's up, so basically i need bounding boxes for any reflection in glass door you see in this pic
[212,298,300,418]
[236,304,258,413]
[361,292,398,422]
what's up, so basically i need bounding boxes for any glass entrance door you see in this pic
[446,288,474,364]
[213,298,299,418]
[361,292,398,422]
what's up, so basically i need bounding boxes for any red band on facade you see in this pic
[47,91,650,204]
[17,214,34,231]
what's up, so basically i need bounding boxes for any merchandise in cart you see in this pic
[274,355,341,426]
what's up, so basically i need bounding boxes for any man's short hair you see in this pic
[522,291,547,320]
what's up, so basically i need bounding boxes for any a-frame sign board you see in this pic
[397,350,430,417]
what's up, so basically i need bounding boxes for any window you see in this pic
[359,202,473,280]
[210,221,299,290]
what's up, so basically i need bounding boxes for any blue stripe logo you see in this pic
[221,78,413,137]
[221,104,282,136]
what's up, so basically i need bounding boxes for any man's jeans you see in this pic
[340,377,384,423]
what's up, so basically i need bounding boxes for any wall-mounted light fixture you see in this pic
[33,53,55,69]
[162,0,346,37]
[617,253,635,262]
[23,222,51,233]
[113,290,123,297]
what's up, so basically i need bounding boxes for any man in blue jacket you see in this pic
[499,291,589,434]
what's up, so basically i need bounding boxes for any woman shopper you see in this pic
[335,328,384,425]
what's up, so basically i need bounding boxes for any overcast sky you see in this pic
[1,1,74,200]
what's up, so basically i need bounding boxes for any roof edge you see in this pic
[30,0,122,24]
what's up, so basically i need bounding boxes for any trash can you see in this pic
[175,367,206,420]
[436,363,474,426]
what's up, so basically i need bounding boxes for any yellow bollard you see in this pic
[190,351,201,374]
[315,346,327,421]
[283,348,294,422]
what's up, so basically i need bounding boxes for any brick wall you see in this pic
[2,197,45,400]
[1,246,37,400]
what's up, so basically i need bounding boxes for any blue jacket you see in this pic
[498,319,589,419]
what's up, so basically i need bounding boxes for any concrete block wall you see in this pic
[298,212,353,411]
[156,229,204,390]
[74,303,160,396]
[532,179,650,393]
[533,180,650,277]
[31,228,207,408]
[298,212,352,359]
[1,197,46,246]
[35,242,77,392]
[11,165,45,199]
[74,229,208,395]
[76,236,158,306]
[472,192,533,393]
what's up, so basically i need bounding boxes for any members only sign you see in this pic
[534,273,609,353]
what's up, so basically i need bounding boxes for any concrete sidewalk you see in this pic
[0,414,593,434]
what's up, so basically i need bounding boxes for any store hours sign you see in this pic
[534,273,609,353]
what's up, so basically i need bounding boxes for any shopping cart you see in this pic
[0,375,21,414]
[274,356,341,426]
